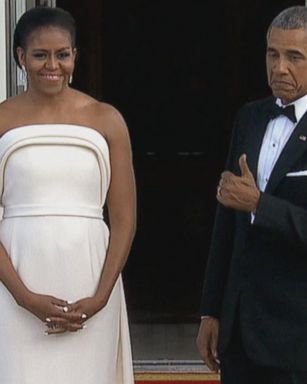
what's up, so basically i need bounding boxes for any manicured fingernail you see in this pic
[45,317,51,323]
[81,313,87,319]
[82,324,87,329]
[44,331,49,336]
[63,306,68,313]
[67,300,73,304]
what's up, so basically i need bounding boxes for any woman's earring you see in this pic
[21,65,27,86]
[69,74,73,84]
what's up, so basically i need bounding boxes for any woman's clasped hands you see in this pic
[44,300,88,335]
[20,291,104,335]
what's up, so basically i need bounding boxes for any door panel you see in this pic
[57,0,304,322]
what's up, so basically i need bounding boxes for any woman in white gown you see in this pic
[0,6,136,384]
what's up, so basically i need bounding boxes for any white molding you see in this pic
[0,0,7,102]
[15,0,27,92]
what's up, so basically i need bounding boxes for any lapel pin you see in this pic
[299,135,307,141]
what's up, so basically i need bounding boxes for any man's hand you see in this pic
[196,317,219,372]
[217,154,260,212]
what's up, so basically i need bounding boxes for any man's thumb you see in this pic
[239,154,251,177]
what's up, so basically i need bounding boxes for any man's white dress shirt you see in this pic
[257,94,307,192]
[250,94,307,223]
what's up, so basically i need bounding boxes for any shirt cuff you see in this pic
[251,212,255,224]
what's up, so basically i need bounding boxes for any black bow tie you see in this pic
[269,104,297,123]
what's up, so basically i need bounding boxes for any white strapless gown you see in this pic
[0,125,134,383]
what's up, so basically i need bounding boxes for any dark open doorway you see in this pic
[57,0,304,326]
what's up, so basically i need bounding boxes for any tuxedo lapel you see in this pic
[265,112,307,193]
[244,100,273,182]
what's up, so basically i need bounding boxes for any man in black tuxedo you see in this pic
[197,6,307,384]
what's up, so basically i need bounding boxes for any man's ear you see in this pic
[16,46,26,67]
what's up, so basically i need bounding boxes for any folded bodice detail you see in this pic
[0,125,110,218]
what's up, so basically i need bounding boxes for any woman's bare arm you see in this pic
[0,241,82,329]
[70,105,136,318]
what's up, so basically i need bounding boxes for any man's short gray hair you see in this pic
[268,6,307,36]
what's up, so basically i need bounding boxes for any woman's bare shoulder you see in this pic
[74,95,128,141]
[0,95,22,112]
[0,95,26,133]
[85,101,127,133]
[70,90,113,118]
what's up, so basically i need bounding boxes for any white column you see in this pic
[0,0,7,102]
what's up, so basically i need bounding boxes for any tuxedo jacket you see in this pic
[201,96,307,371]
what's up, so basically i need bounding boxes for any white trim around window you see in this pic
[0,0,7,102]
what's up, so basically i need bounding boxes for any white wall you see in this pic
[0,0,6,102]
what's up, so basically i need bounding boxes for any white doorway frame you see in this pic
[0,0,7,102]
[0,0,56,102]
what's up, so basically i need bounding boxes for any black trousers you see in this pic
[220,319,307,384]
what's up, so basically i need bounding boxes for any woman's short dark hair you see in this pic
[13,6,76,68]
